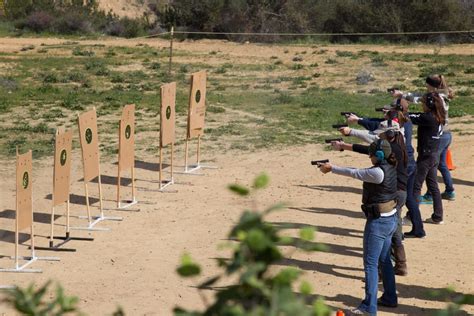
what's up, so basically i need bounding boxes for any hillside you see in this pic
[96,0,152,18]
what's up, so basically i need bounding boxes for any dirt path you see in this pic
[0,118,473,315]
[1,36,473,57]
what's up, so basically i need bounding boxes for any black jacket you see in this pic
[408,112,442,156]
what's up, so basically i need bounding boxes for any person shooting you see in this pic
[329,122,408,276]
[316,139,399,315]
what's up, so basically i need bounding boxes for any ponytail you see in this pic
[387,153,398,167]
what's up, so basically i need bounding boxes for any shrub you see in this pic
[106,17,145,38]
[54,11,92,34]
[356,70,375,85]
[24,11,54,32]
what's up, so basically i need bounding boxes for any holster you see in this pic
[361,200,397,219]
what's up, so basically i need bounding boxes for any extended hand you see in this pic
[319,163,332,174]
[347,114,360,124]
[331,141,344,151]
[339,127,351,136]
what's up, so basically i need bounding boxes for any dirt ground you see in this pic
[0,37,473,315]
[0,117,473,315]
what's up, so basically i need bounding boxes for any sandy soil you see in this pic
[1,37,473,56]
[0,36,473,315]
[0,117,473,315]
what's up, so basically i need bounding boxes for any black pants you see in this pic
[414,153,444,221]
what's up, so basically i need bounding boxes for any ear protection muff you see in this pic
[375,139,385,162]
[385,120,395,139]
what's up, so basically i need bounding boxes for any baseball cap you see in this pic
[370,120,401,135]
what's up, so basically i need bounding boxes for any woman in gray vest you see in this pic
[318,139,398,315]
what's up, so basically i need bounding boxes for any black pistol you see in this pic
[387,87,399,93]
[332,124,348,129]
[375,107,386,112]
[311,159,329,166]
[325,138,343,144]
[340,111,358,117]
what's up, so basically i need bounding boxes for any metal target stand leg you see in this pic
[159,143,178,192]
[177,136,217,175]
[71,176,122,231]
[117,166,139,210]
[36,200,94,252]
[1,224,59,274]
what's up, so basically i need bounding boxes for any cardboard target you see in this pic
[78,108,100,182]
[53,129,72,206]
[119,104,135,171]
[187,71,207,139]
[16,150,32,231]
[160,82,176,147]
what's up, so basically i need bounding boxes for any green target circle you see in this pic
[85,128,93,144]
[125,125,131,139]
[60,149,67,166]
[166,106,171,120]
[22,172,29,189]
[195,90,201,103]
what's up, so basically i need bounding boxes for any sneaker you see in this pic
[347,308,370,315]
[441,191,455,201]
[419,194,433,205]
[425,217,444,225]
[402,216,412,226]
[404,231,426,239]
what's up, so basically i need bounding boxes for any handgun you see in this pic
[340,112,358,117]
[375,107,386,112]
[332,124,348,129]
[387,87,399,93]
[325,138,343,143]
[311,159,329,166]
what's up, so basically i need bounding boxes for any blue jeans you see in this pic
[358,214,398,315]
[426,131,454,194]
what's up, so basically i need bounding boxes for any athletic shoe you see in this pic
[404,231,426,239]
[425,217,444,225]
[347,308,371,315]
[419,194,433,204]
[402,216,412,226]
[441,191,455,201]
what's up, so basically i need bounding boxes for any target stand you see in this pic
[158,82,178,192]
[38,129,94,252]
[71,108,122,232]
[180,71,217,175]
[117,104,139,209]
[0,149,60,273]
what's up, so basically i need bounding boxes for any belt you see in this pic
[378,200,397,213]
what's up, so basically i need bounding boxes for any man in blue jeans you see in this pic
[318,139,398,315]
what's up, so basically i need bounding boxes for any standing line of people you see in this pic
[315,74,456,315]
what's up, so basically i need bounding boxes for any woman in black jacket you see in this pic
[407,92,446,230]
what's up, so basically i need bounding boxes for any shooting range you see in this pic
[0,150,59,273]
[76,108,122,230]
[1,2,473,313]
[159,82,176,191]
[117,104,138,208]
[183,71,217,174]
